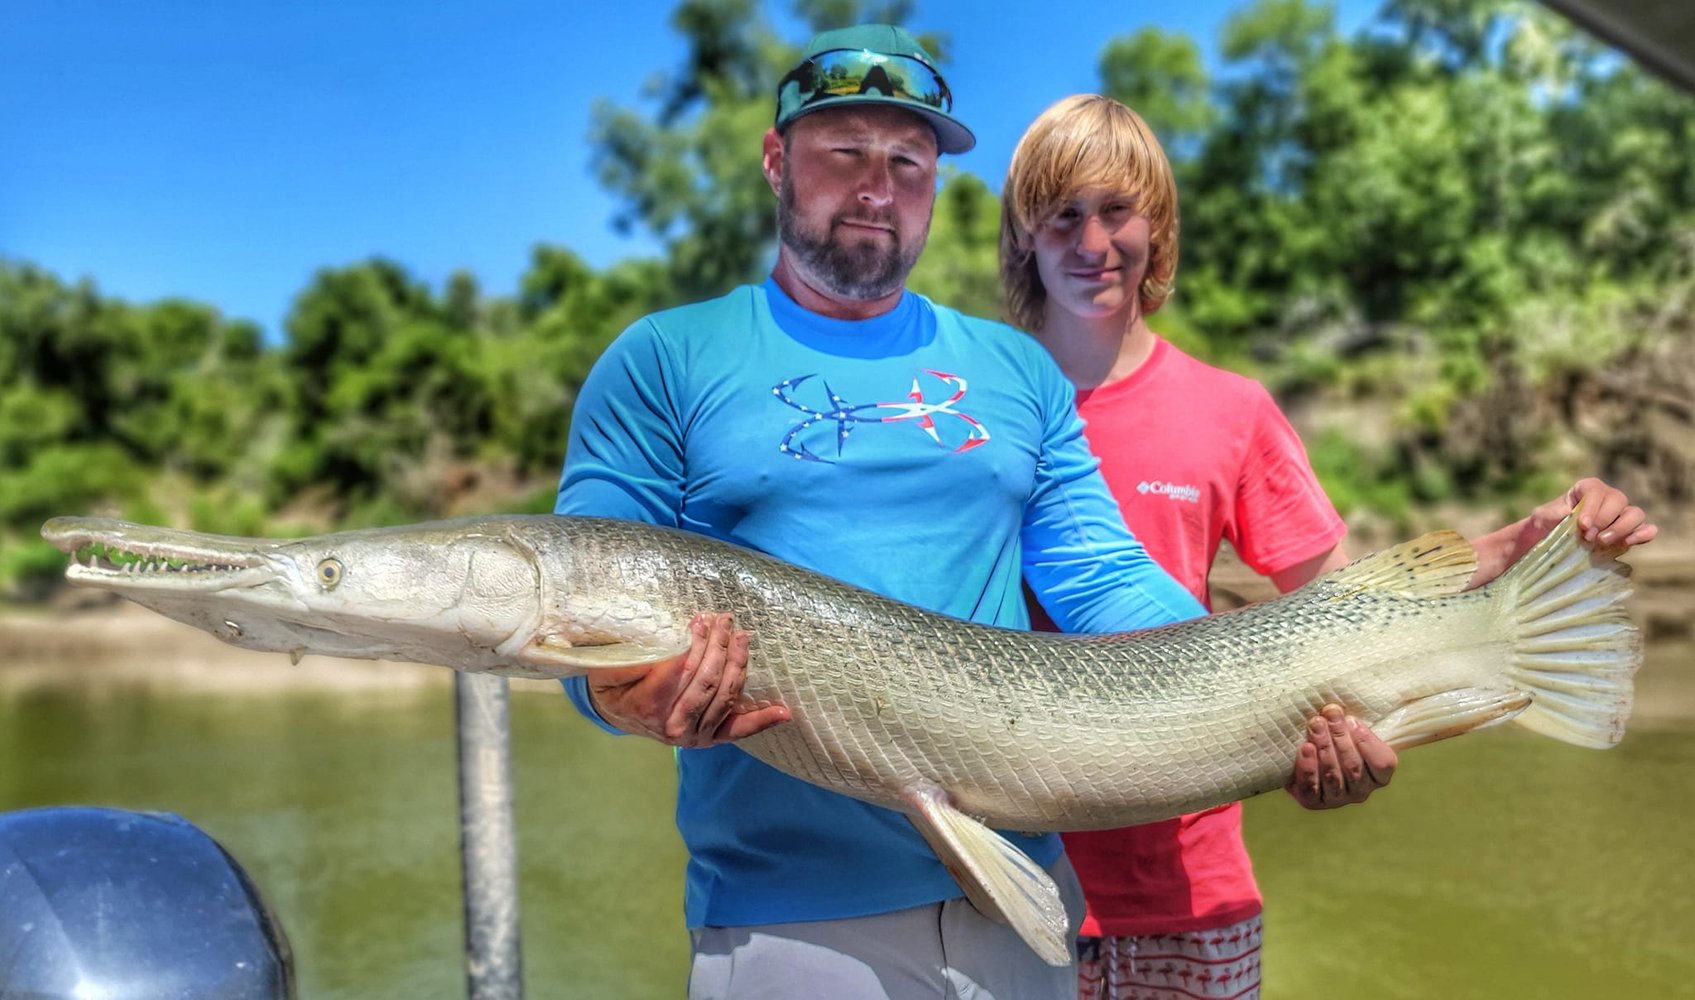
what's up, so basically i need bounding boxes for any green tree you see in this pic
[906,170,1002,322]
[275,259,500,518]
[1080,0,1693,517]
[1099,28,1215,154]
[0,260,289,592]
[490,246,670,473]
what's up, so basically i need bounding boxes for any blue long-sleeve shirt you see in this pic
[557,278,1203,928]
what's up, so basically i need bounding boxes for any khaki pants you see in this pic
[688,855,1086,1000]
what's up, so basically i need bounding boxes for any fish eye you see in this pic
[316,558,344,589]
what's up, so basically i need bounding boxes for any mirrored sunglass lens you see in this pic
[798,51,949,110]
[881,63,945,106]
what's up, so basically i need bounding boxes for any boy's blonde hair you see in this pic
[1000,94,1180,332]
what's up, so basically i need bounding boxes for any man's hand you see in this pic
[584,612,789,747]
[1286,705,1397,809]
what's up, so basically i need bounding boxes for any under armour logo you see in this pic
[772,370,991,463]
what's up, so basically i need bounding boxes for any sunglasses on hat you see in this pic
[777,48,954,116]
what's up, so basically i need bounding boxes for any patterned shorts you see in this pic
[1076,913,1264,1000]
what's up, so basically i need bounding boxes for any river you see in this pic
[1,619,1690,998]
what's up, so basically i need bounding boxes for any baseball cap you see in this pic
[774,24,976,154]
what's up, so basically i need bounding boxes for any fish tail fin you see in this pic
[1498,501,1641,748]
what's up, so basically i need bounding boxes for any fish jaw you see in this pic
[44,517,280,593]
[41,516,547,673]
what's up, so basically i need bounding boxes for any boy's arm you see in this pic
[1467,477,1657,588]
[1020,381,1205,633]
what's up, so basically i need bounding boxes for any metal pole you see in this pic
[456,671,524,999]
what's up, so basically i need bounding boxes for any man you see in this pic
[554,25,1384,999]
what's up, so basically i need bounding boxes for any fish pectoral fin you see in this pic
[1321,529,1477,599]
[904,785,1072,967]
[1372,688,1532,750]
[513,634,691,676]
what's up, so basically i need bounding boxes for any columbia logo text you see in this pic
[1137,480,1201,504]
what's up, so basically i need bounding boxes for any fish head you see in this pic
[40,516,543,671]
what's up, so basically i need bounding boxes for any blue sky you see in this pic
[2,0,1375,339]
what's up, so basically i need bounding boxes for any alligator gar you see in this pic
[39,510,1639,965]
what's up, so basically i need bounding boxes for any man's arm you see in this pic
[555,322,788,747]
[1013,376,1407,809]
[576,611,789,747]
[1020,380,1206,633]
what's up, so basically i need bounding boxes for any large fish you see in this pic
[39,509,1639,964]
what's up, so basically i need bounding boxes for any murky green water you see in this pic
[0,684,690,998]
[2,642,1690,999]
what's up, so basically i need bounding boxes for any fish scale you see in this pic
[40,505,1639,966]
[530,516,1581,829]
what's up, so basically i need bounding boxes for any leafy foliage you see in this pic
[3,0,1692,598]
[1118,0,1695,510]
[907,169,1003,321]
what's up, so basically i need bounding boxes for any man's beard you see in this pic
[778,172,929,301]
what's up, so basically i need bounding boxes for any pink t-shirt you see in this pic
[1051,335,1347,937]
